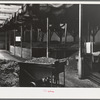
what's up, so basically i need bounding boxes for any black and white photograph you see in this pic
[0,0,100,99]
[0,1,100,89]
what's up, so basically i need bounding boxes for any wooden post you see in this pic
[24,30,26,42]
[9,31,11,52]
[5,31,7,50]
[46,17,49,58]
[14,30,16,55]
[65,23,67,43]
[21,26,23,58]
[78,4,82,78]
[30,24,33,58]
[87,22,90,42]
[37,29,40,41]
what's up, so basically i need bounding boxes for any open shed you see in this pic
[0,3,100,86]
[0,4,79,59]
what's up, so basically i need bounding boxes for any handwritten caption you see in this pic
[43,89,55,93]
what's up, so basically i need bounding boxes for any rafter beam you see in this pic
[0,20,5,24]
[0,9,18,13]
[0,4,22,9]
[0,19,6,21]
[0,15,10,19]
[0,13,12,16]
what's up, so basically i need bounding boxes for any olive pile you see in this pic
[0,59,20,87]
[25,57,57,64]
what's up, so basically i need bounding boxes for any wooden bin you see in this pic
[19,59,66,87]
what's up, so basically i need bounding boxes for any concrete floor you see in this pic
[0,50,99,87]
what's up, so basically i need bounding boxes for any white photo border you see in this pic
[0,1,100,99]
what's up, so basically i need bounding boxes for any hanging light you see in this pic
[65,4,73,8]
[50,4,63,8]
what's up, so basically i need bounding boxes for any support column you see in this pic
[78,4,82,78]
[14,30,16,55]
[30,24,33,58]
[5,31,7,50]
[65,23,67,43]
[46,17,49,58]
[37,29,40,41]
[24,30,26,42]
[21,26,23,58]
[87,22,90,42]
[9,31,11,52]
